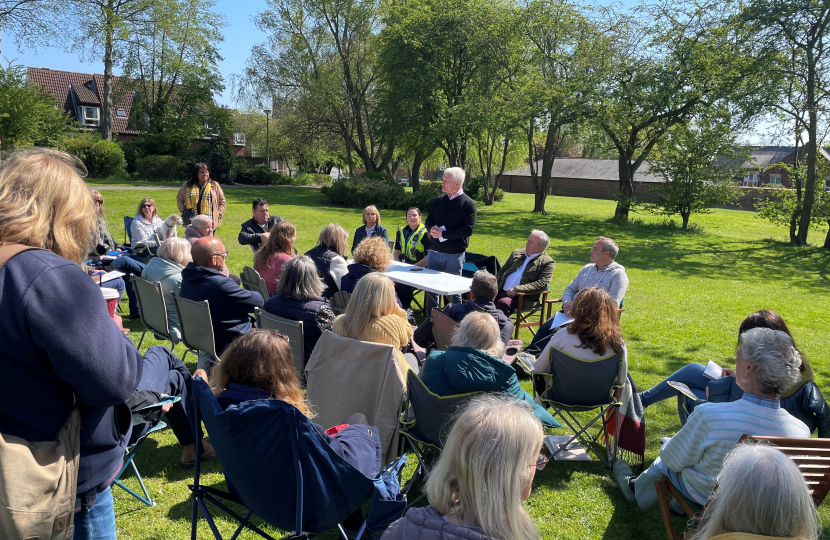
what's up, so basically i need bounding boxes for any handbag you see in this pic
[182,184,206,225]
[0,244,81,540]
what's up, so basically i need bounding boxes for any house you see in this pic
[737,146,830,189]
[498,158,664,200]
[27,67,249,156]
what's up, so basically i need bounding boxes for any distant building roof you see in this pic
[502,157,664,183]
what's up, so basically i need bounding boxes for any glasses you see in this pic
[94,199,104,205]
[531,454,551,471]
[212,251,229,259]
[141,204,154,208]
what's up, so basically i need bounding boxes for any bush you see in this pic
[194,137,236,184]
[61,135,126,177]
[134,155,186,179]
[322,175,443,211]
[236,163,276,185]
[466,176,504,202]
[294,172,333,187]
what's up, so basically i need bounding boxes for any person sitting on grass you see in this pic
[688,443,819,540]
[382,395,544,540]
[196,329,381,536]
[253,221,296,296]
[419,312,559,429]
[614,327,810,511]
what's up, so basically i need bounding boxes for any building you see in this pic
[736,146,830,189]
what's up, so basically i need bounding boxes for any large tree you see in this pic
[0,0,60,54]
[0,64,69,148]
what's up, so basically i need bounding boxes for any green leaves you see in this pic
[0,64,69,148]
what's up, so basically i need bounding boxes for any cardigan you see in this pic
[176,181,226,229]
[332,307,413,375]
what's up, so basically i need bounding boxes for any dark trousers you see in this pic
[395,282,417,310]
[525,316,560,357]
[494,290,517,317]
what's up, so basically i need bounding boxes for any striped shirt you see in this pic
[660,394,810,504]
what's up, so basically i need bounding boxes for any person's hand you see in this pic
[722,368,735,377]
[430,226,441,239]
[159,393,173,413]
[194,369,209,382]
[260,232,270,242]
[506,288,517,298]
[562,301,574,317]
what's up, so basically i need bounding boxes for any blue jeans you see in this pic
[639,363,708,408]
[424,250,465,315]
[101,278,125,302]
[73,486,116,540]
[110,254,146,317]
[634,439,698,510]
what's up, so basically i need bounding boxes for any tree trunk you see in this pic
[790,135,802,244]
[536,125,560,215]
[681,211,690,229]
[615,154,635,220]
[824,221,830,249]
[101,2,115,141]
[411,152,424,193]
[796,78,818,245]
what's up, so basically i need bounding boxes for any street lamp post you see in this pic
[263,108,272,170]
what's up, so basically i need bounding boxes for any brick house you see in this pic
[27,67,249,156]
[737,146,830,189]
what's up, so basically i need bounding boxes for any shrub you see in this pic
[61,135,126,177]
[134,155,186,179]
[294,172,333,186]
[322,175,442,211]
[237,163,276,185]
[193,137,236,183]
[466,176,504,203]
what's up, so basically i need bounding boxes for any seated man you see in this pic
[238,197,284,251]
[494,229,555,317]
[526,236,628,355]
[614,327,810,510]
[179,237,264,357]
[413,270,513,348]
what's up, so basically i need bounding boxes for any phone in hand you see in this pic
[502,339,523,364]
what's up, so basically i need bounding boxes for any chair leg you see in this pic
[137,329,147,350]
[656,478,681,540]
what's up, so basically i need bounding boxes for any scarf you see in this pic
[605,370,646,471]
[185,181,213,218]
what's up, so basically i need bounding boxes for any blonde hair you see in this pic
[452,311,504,357]
[362,205,381,226]
[334,272,398,338]
[353,235,391,272]
[158,237,192,266]
[137,197,158,221]
[426,395,543,540]
[90,189,105,217]
[0,148,96,265]
[317,224,349,258]
[691,443,819,540]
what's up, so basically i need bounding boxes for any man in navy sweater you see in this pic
[424,167,477,314]
[180,238,264,360]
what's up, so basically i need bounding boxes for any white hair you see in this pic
[739,327,802,396]
[690,443,819,540]
[443,167,466,184]
[158,237,192,266]
[531,230,550,249]
[275,255,324,301]
[191,214,213,232]
[452,311,504,358]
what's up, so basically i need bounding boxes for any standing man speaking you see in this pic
[424,167,477,314]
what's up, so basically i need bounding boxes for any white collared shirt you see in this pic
[503,252,540,291]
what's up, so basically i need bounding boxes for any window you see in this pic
[768,174,782,186]
[79,106,99,126]
[116,109,126,118]
[742,173,758,187]
[233,133,246,146]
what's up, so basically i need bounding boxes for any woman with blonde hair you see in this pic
[690,443,819,540]
[130,196,165,252]
[340,236,395,300]
[141,237,193,342]
[352,205,388,251]
[304,223,350,297]
[332,271,415,374]
[254,221,297,295]
[0,149,143,539]
[383,395,544,540]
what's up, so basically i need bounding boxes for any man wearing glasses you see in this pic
[180,238,264,366]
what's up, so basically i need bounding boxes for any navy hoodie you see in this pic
[179,263,264,355]
[0,249,143,494]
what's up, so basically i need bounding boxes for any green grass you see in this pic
[95,184,830,539]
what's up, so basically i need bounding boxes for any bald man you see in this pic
[179,238,263,363]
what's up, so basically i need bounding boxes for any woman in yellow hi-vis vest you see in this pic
[392,207,430,310]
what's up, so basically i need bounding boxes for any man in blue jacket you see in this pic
[180,238,264,357]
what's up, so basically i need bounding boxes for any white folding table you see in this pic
[383,260,472,297]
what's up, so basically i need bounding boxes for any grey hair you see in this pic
[452,311,504,358]
[275,255,324,301]
[690,443,819,540]
[443,167,466,184]
[470,270,498,302]
[739,327,802,396]
[531,230,550,249]
[191,214,213,232]
[598,236,619,259]
[158,237,192,266]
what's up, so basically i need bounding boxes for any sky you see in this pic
[2,0,778,145]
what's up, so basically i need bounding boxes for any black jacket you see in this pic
[238,215,284,250]
[352,224,389,252]
[413,299,514,348]
[305,245,339,297]
[424,193,476,254]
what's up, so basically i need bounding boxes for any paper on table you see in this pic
[438,225,447,242]
[551,311,574,328]
[703,360,723,380]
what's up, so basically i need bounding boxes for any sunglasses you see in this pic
[94,199,104,205]
[531,453,551,471]
[141,204,155,208]
[212,250,229,259]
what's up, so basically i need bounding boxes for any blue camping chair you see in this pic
[124,215,134,247]
[189,378,407,540]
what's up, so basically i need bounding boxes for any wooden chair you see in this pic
[656,435,830,540]
[429,308,459,352]
[330,291,351,316]
[512,288,550,339]
[241,266,269,300]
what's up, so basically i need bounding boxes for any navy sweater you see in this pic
[0,249,144,494]
[179,263,264,355]
[424,193,477,254]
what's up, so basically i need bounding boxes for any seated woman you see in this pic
[392,206,429,310]
[304,224,350,298]
[332,272,416,375]
[382,395,544,540]
[254,221,296,296]
[420,312,559,429]
[263,256,336,362]
[689,443,818,540]
[340,236,394,297]
[130,197,165,253]
[141,237,192,343]
[533,286,626,374]
[185,213,215,245]
[352,205,388,252]
[641,310,830,435]
[197,330,381,533]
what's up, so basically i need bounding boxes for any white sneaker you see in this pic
[661,436,672,446]
[613,460,636,504]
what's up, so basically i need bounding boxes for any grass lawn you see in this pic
[94,184,830,539]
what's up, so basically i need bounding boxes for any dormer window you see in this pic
[233,133,246,146]
[116,109,126,117]
[79,106,100,126]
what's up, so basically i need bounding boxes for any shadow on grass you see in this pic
[598,482,690,540]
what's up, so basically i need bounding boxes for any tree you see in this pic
[0,64,69,148]
[741,0,830,245]
[642,110,745,228]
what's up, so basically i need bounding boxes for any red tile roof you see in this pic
[27,67,140,134]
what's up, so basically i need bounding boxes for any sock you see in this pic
[628,477,636,493]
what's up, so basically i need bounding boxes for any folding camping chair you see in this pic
[429,308,459,353]
[512,287,550,339]
[124,215,134,247]
[398,371,482,504]
[330,291,351,316]
[171,294,221,370]
[132,275,177,350]
[255,307,305,379]
[189,378,407,540]
[241,266,270,300]
[533,348,625,468]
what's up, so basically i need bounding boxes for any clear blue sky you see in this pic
[2,0,776,144]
